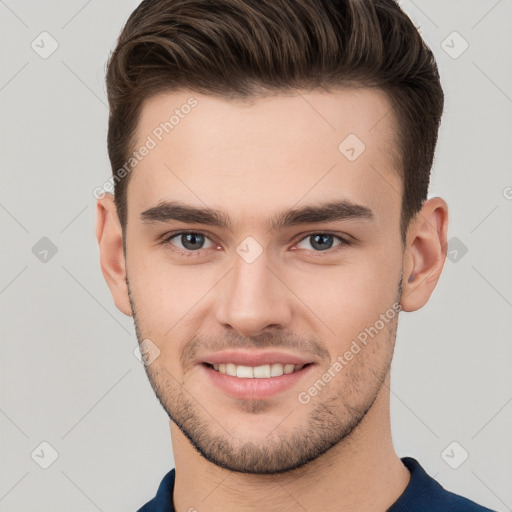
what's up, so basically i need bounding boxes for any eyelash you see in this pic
[160,230,353,258]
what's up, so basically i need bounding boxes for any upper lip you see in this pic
[201,350,315,367]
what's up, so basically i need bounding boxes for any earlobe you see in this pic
[400,197,449,312]
[95,194,133,317]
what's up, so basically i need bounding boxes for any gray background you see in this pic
[1,1,511,511]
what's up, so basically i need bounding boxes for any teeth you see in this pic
[211,362,306,378]
[284,364,295,374]
[253,365,271,378]
[270,363,284,377]
[236,365,253,378]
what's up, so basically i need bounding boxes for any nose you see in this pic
[215,249,292,338]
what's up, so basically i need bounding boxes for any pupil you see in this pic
[312,234,332,251]
[183,233,203,250]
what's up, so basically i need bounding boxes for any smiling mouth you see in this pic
[203,362,313,378]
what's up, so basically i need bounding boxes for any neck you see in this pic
[170,373,410,512]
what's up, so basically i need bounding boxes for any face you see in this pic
[123,88,406,473]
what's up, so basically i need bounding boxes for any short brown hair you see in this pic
[105,0,444,243]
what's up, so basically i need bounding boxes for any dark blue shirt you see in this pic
[136,457,496,511]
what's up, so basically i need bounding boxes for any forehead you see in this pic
[127,88,401,232]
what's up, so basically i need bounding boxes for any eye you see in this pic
[161,230,352,258]
[295,233,352,253]
[163,231,215,256]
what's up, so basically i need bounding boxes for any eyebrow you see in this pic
[140,199,375,232]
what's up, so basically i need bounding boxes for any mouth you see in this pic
[203,362,312,378]
[200,361,315,400]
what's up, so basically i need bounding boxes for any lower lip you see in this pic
[201,363,315,400]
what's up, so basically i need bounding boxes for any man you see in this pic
[95,0,496,510]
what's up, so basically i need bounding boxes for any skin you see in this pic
[96,88,448,512]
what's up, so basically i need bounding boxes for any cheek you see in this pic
[293,254,400,347]
[127,249,217,334]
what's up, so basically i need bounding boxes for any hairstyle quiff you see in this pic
[105,0,444,242]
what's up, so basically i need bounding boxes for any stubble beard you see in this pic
[127,273,402,474]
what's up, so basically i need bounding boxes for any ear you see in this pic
[400,197,449,312]
[95,194,132,317]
